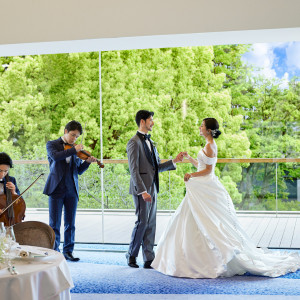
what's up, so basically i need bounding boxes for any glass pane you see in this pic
[219,162,276,211]
[9,163,49,208]
[277,162,300,211]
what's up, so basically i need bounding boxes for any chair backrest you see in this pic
[13,221,55,249]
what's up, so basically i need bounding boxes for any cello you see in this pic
[0,173,44,226]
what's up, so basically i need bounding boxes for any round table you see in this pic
[0,246,74,300]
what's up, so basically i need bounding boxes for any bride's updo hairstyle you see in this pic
[203,118,222,139]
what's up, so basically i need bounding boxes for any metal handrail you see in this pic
[12,158,300,164]
[25,207,300,215]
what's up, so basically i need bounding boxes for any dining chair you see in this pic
[13,221,55,249]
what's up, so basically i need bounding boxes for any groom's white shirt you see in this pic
[138,130,152,152]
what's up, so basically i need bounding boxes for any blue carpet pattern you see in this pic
[67,244,300,295]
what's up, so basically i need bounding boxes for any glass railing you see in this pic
[9,158,300,213]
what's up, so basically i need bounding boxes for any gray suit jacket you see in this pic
[127,133,176,195]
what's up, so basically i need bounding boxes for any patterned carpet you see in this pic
[66,245,300,296]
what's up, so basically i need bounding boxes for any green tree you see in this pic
[101,46,251,208]
[1,46,298,211]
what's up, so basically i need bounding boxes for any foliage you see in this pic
[212,46,299,210]
[0,46,298,211]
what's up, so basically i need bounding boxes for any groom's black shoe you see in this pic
[143,260,153,269]
[126,253,139,268]
[63,252,80,262]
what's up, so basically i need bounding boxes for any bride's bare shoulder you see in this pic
[203,143,217,158]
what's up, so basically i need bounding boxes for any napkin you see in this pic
[19,250,30,258]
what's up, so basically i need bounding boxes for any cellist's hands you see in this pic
[6,182,17,195]
[86,156,97,163]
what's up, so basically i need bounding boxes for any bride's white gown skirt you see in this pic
[152,175,300,278]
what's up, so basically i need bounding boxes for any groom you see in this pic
[126,110,183,269]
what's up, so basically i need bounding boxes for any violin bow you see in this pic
[80,122,87,145]
[0,173,44,216]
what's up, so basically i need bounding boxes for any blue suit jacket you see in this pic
[2,176,20,195]
[43,137,90,196]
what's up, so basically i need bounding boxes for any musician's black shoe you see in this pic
[126,253,139,268]
[143,260,153,269]
[64,252,80,262]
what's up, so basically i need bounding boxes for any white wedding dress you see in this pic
[152,149,300,278]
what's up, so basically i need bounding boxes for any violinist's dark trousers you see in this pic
[127,183,157,262]
[48,163,78,253]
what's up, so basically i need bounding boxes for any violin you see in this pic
[64,143,104,168]
[0,174,26,226]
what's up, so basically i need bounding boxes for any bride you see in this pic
[151,118,300,278]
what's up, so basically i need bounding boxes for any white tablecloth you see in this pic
[0,246,74,300]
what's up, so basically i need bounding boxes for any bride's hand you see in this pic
[182,152,189,158]
[184,173,192,182]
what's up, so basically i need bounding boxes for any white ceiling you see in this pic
[0,0,299,56]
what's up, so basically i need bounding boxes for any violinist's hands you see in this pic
[6,182,17,195]
[173,152,184,163]
[142,192,152,202]
[75,144,84,152]
[184,173,192,182]
[86,156,97,163]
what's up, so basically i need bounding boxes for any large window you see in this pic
[1,42,299,243]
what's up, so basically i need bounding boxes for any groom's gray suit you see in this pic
[127,131,176,262]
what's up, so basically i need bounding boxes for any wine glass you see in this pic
[0,222,5,237]
[5,226,16,243]
[0,223,6,266]
[4,226,16,270]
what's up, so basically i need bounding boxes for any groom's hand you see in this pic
[173,152,184,163]
[142,192,152,202]
[182,151,189,157]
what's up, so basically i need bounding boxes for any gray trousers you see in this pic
[128,184,157,262]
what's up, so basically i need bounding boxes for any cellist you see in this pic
[0,152,21,214]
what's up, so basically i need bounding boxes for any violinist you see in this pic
[0,152,21,215]
[43,120,97,261]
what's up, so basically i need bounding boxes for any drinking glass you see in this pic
[4,226,16,269]
[0,222,5,237]
[6,226,16,242]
